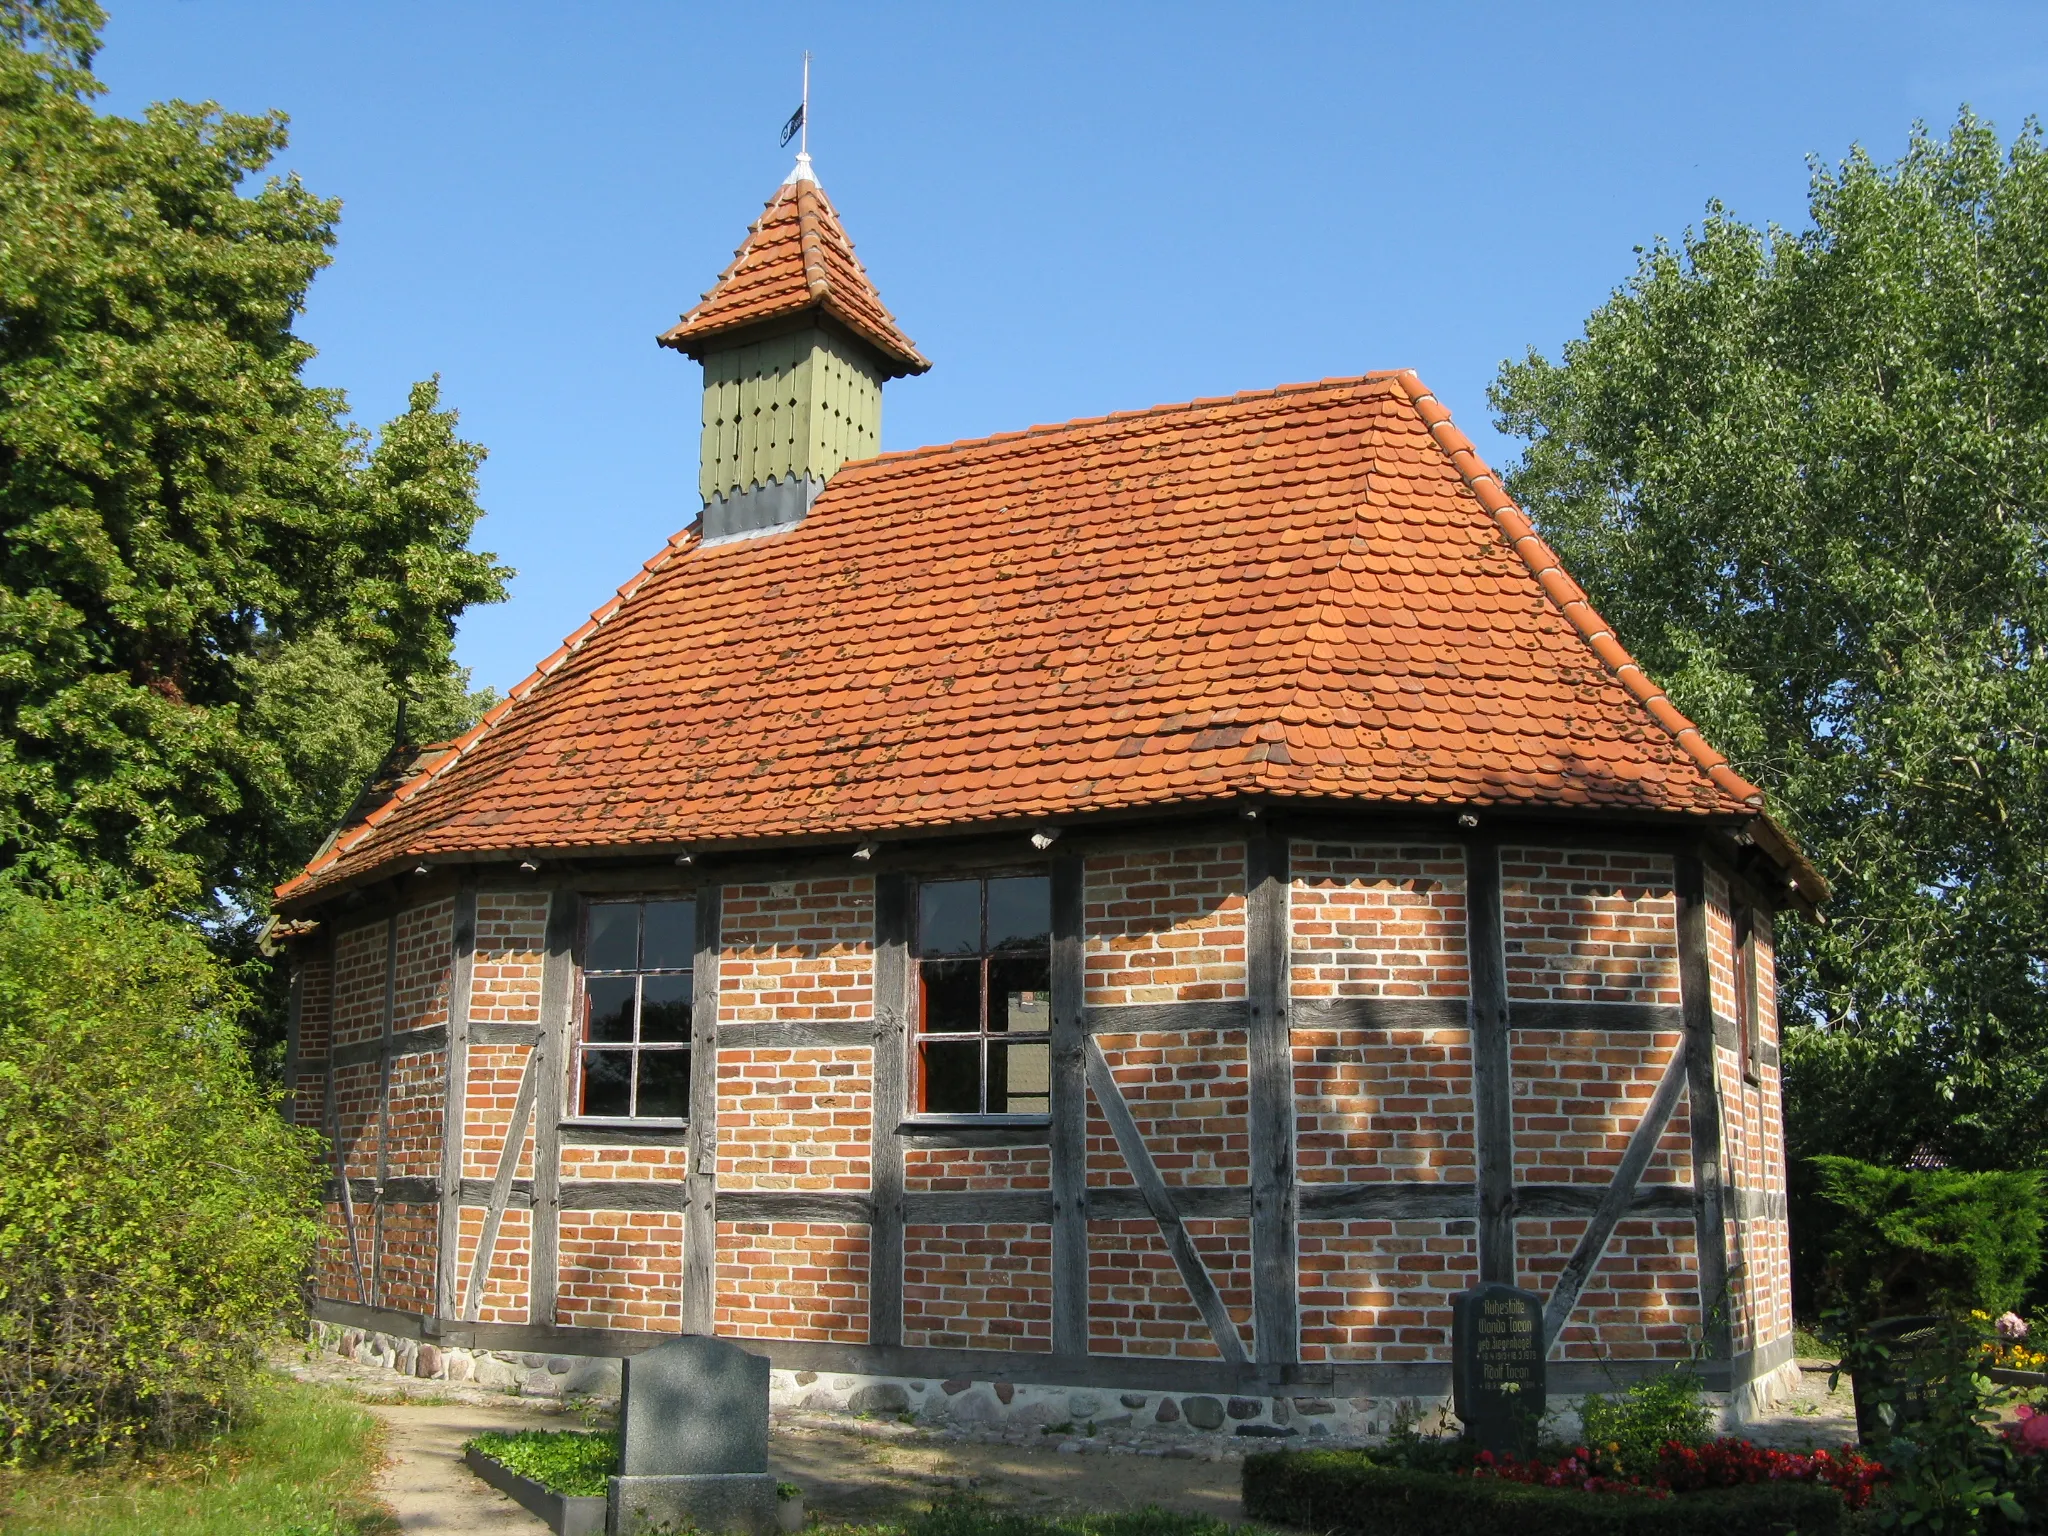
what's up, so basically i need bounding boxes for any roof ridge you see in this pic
[1390,370,1765,810]
[852,371,1411,472]
[794,177,831,300]
[275,524,704,900]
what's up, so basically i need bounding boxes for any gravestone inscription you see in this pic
[609,1335,778,1535]
[1452,1283,1547,1455]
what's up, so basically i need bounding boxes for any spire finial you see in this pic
[779,53,815,184]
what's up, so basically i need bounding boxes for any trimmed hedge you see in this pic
[1240,1450,1848,1536]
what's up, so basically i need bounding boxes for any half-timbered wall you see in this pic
[1708,872,1793,1367]
[293,828,1795,1404]
[715,877,876,1343]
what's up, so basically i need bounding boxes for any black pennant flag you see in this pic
[779,103,804,148]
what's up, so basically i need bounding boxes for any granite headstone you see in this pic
[609,1336,778,1535]
[1850,1315,1945,1446]
[1452,1283,1546,1456]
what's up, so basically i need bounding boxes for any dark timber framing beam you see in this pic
[869,873,910,1349]
[1676,854,1733,1364]
[1466,835,1516,1285]
[1244,825,1297,1367]
[683,886,721,1334]
[1084,1036,1247,1365]
[1049,853,1090,1357]
[1540,1046,1689,1350]
[530,891,578,1327]
[436,887,478,1323]
[371,912,398,1309]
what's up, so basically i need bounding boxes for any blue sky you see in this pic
[99,1,2048,695]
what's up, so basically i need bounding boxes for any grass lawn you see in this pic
[0,1373,394,1535]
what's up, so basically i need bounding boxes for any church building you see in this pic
[276,152,1814,1429]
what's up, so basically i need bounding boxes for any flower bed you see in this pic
[1242,1448,1856,1536]
[462,1430,615,1536]
[1469,1437,1886,1509]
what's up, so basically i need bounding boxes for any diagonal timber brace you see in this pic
[1541,1045,1690,1350]
[1083,1035,1249,1366]
[461,1047,540,1323]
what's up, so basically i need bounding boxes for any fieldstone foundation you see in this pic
[306,1323,1768,1444]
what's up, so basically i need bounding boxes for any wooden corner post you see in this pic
[683,884,722,1334]
[870,873,910,1349]
[531,889,580,1328]
[1245,826,1298,1367]
[1049,852,1090,1358]
[1675,854,1732,1365]
[1465,835,1516,1285]
[435,886,479,1324]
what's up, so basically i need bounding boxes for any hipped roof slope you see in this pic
[280,371,1770,906]
[658,157,929,377]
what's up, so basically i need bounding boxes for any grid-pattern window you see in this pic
[915,876,1051,1116]
[578,898,695,1119]
[1733,902,1760,1082]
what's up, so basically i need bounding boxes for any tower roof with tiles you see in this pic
[658,153,929,380]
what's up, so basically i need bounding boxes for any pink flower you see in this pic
[1996,1312,2029,1341]
[2017,1405,2048,1452]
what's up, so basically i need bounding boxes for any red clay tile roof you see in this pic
[279,371,1775,906]
[659,159,929,378]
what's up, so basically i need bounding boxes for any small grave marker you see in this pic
[1850,1315,1946,1445]
[1452,1283,1547,1456]
[609,1336,778,1534]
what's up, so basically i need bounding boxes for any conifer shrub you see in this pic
[0,894,322,1462]
[1810,1156,2045,1324]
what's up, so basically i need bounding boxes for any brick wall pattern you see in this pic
[1298,1218,1479,1362]
[1502,850,1679,1005]
[903,1224,1052,1351]
[1084,844,1246,1006]
[716,1222,869,1343]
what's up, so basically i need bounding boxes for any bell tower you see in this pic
[660,154,929,541]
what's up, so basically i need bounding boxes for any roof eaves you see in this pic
[275,523,704,904]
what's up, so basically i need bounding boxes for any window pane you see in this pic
[919,880,981,955]
[581,1049,632,1116]
[987,876,1051,951]
[990,1040,1050,1115]
[636,1049,690,1118]
[643,900,695,970]
[586,977,636,1042]
[640,974,692,1042]
[989,954,1052,1032]
[920,1039,981,1114]
[586,903,640,972]
[919,958,981,1033]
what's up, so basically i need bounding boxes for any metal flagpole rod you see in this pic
[801,51,810,156]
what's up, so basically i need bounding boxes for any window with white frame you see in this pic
[577,898,695,1119]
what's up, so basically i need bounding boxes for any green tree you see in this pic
[1490,111,2048,1172]
[0,0,510,928]
[0,890,323,1461]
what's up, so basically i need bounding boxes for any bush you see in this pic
[0,894,323,1462]
[1811,1156,2044,1324]
[1241,1450,1848,1536]
[1578,1368,1714,1478]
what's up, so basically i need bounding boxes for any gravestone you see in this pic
[609,1336,778,1535]
[1452,1283,1547,1456]
[1850,1315,1945,1445]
